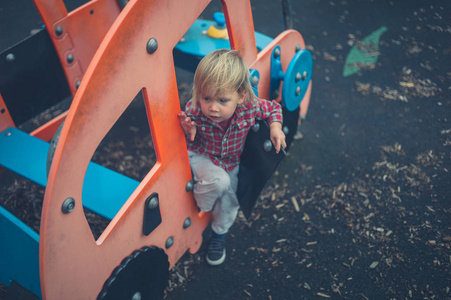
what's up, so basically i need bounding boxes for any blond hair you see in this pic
[192,49,255,106]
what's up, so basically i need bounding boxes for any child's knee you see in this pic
[197,201,213,212]
[195,173,230,212]
[212,172,231,196]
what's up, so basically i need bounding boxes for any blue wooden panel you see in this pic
[81,157,139,220]
[174,19,273,58]
[0,128,48,186]
[0,127,140,220]
[0,205,41,298]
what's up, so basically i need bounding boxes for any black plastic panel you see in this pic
[0,29,71,125]
[237,120,286,219]
[143,193,162,236]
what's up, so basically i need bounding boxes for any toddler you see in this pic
[178,49,286,265]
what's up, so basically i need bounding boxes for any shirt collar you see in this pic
[188,98,253,127]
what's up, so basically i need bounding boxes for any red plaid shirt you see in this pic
[185,97,283,171]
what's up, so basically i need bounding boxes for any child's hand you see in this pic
[178,112,197,141]
[269,122,287,153]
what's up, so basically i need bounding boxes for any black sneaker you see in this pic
[206,236,226,266]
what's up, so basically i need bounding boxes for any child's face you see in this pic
[199,90,245,123]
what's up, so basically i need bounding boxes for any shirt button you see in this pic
[243,121,247,126]
[201,126,205,131]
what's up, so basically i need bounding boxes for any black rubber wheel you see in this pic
[97,246,169,300]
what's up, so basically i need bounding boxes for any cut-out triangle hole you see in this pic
[83,89,157,240]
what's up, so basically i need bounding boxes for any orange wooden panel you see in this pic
[0,93,15,133]
[34,0,121,94]
[30,111,67,142]
[39,0,311,298]
[221,0,257,65]
[0,93,14,175]
[40,0,212,298]
[250,30,307,102]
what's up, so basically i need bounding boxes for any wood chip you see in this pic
[369,261,379,269]
[317,292,331,298]
[361,294,369,300]
[364,212,374,220]
[276,203,285,209]
[400,81,415,87]
[175,271,185,283]
[291,197,300,212]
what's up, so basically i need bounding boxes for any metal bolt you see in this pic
[295,86,301,96]
[180,37,186,43]
[302,71,308,80]
[251,76,259,87]
[274,47,281,58]
[131,292,141,300]
[295,44,301,52]
[5,132,11,137]
[75,80,81,89]
[146,38,158,54]
[55,26,63,36]
[283,126,289,135]
[6,53,15,63]
[295,72,301,82]
[165,236,174,248]
[263,140,272,152]
[251,123,260,132]
[147,196,159,210]
[183,218,191,229]
[67,54,74,63]
[62,197,75,213]
[185,180,194,192]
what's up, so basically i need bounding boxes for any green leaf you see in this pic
[343,26,388,77]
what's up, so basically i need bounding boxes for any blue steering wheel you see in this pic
[270,46,312,111]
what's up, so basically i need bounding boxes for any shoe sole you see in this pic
[206,249,226,266]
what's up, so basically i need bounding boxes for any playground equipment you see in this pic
[0,0,312,298]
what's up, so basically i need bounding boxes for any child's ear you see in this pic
[238,91,246,105]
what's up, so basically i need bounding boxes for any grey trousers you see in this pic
[188,151,240,235]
